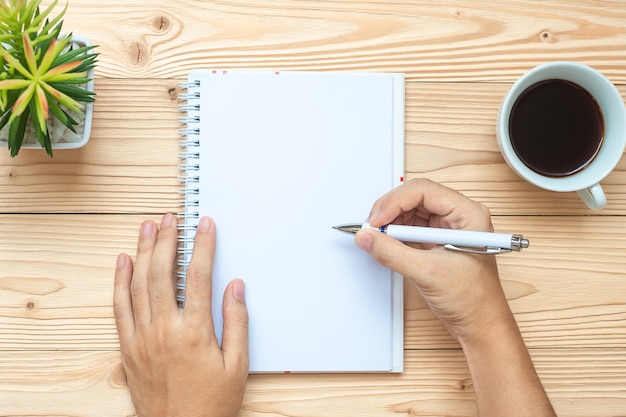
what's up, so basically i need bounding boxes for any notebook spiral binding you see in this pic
[177,79,202,308]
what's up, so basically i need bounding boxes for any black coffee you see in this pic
[509,79,604,177]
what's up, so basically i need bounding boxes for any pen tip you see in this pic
[333,224,362,235]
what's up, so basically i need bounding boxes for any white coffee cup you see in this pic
[497,62,626,210]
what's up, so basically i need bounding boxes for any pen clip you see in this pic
[443,244,511,255]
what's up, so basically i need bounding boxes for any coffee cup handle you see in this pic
[576,183,607,210]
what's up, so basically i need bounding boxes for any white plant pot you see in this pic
[0,34,95,151]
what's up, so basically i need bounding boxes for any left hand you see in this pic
[114,213,249,417]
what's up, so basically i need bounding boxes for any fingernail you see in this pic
[232,280,246,303]
[140,221,155,238]
[355,230,373,254]
[116,254,127,269]
[197,216,212,232]
[161,213,175,228]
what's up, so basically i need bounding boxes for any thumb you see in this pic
[355,228,432,282]
[221,279,249,370]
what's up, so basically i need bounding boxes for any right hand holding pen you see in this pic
[354,178,513,345]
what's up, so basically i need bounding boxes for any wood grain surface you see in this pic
[2,1,626,416]
[62,0,626,82]
[2,349,625,416]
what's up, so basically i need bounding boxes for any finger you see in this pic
[130,220,157,328]
[369,178,492,231]
[148,213,179,318]
[113,253,135,348]
[184,216,216,333]
[355,228,439,285]
[221,279,249,373]
[368,178,460,225]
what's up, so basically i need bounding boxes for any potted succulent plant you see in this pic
[0,0,97,157]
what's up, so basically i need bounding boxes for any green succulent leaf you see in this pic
[49,83,94,101]
[41,82,83,113]
[23,34,39,75]
[0,79,31,90]
[48,97,77,132]
[8,108,29,158]
[34,1,65,36]
[0,48,31,79]
[53,44,97,68]
[10,82,36,120]
[0,88,19,119]
[34,84,48,131]
[29,100,52,156]
[0,107,12,131]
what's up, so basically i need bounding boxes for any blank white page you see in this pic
[184,70,404,372]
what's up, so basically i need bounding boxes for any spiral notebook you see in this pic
[178,70,404,373]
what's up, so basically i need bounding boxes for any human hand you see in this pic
[356,178,557,416]
[354,178,512,345]
[114,214,249,417]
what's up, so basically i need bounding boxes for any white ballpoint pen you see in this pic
[333,223,529,254]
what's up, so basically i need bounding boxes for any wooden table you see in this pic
[2,1,626,415]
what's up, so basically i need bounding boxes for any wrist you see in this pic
[449,284,517,348]
[460,312,557,417]
[460,311,522,357]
